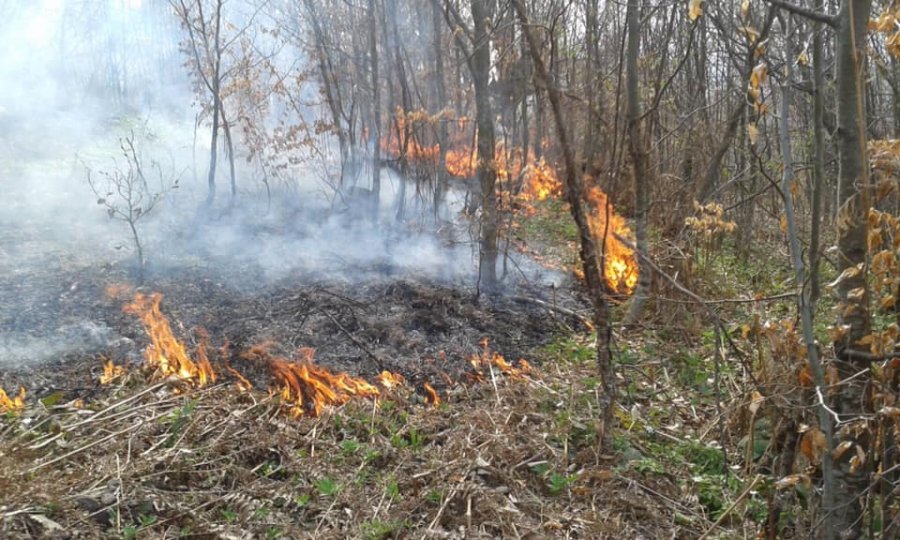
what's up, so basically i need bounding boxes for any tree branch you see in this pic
[764,0,837,27]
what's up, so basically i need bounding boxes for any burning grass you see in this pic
[0,345,692,539]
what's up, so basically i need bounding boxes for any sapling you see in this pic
[86,132,178,283]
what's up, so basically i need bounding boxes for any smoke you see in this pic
[0,1,563,366]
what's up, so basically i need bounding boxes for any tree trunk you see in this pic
[471,0,498,291]
[623,0,650,325]
[367,0,382,223]
[431,0,449,220]
[831,1,874,537]
[512,0,615,451]
[810,10,826,309]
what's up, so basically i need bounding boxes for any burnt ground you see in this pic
[0,214,705,539]
[0,251,588,405]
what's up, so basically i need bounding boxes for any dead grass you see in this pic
[0,355,706,539]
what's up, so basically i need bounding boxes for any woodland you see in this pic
[0,0,899,538]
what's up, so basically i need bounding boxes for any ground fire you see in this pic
[123,292,217,387]
[469,338,532,382]
[0,386,25,414]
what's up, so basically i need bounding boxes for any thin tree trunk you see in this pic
[512,0,615,451]
[777,15,836,538]
[367,0,382,223]
[623,0,650,324]
[810,6,826,308]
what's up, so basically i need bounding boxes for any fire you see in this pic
[270,348,381,418]
[423,382,441,407]
[376,370,406,389]
[443,143,563,202]
[0,386,26,414]
[123,293,217,387]
[585,186,639,294]
[100,357,126,384]
[469,338,533,381]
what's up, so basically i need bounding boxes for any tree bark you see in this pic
[623,0,650,325]
[470,0,498,291]
[831,1,874,537]
[367,0,382,223]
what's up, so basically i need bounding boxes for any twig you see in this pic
[320,307,385,370]
[510,295,593,330]
[698,475,763,539]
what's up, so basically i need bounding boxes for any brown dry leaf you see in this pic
[798,365,814,387]
[849,445,866,473]
[832,440,854,461]
[748,391,764,415]
[747,123,759,145]
[741,0,750,19]
[826,364,840,387]
[800,427,826,462]
[774,474,809,489]
[689,0,704,21]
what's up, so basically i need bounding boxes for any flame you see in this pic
[100,357,126,385]
[469,338,533,381]
[423,382,441,407]
[269,348,380,418]
[376,370,406,389]
[443,143,563,203]
[0,386,26,414]
[123,293,217,387]
[584,186,639,294]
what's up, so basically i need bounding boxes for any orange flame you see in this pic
[0,386,26,414]
[123,293,217,387]
[270,348,380,418]
[470,338,533,381]
[423,382,441,407]
[99,357,126,385]
[585,186,639,294]
[376,370,406,389]
[443,143,563,203]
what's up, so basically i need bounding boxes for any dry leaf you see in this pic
[689,0,704,21]
[832,440,854,461]
[747,123,759,145]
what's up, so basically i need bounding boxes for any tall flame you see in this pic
[0,386,26,414]
[123,293,217,386]
[423,382,441,407]
[585,187,639,294]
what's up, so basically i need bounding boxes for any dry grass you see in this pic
[0,356,704,539]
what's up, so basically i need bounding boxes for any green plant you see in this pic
[548,472,577,495]
[361,519,405,540]
[165,399,198,448]
[219,508,238,522]
[341,439,361,455]
[315,477,340,497]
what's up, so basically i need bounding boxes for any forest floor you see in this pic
[0,199,790,539]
